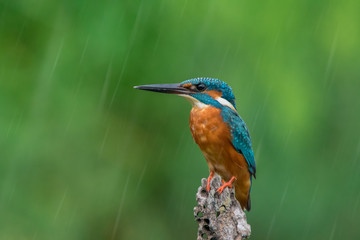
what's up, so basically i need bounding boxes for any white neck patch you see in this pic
[179,94,236,110]
[216,97,236,111]
[178,94,208,109]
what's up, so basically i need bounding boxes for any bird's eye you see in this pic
[196,83,206,91]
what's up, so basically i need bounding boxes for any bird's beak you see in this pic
[134,83,191,95]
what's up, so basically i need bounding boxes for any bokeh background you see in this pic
[1,0,360,239]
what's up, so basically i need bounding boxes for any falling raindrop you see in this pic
[266,214,276,240]
[54,189,68,222]
[324,27,338,88]
[135,162,148,194]
[328,219,337,240]
[98,61,113,113]
[111,174,130,240]
[279,182,289,207]
[110,1,144,107]
[79,36,90,65]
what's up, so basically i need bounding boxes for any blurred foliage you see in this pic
[1,0,360,239]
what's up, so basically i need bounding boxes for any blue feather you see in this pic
[189,92,256,178]
[183,78,256,178]
[181,78,237,109]
[221,107,256,177]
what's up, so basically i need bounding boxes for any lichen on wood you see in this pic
[194,174,251,240]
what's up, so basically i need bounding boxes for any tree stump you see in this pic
[194,174,251,240]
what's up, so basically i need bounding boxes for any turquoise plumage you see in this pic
[135,77,256,210]
[221,107,256,178]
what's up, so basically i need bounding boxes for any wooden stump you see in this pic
[194,174,251,240]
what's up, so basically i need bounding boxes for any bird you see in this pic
[134,77,256,211]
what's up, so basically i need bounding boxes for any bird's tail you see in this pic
[234,181,251,211]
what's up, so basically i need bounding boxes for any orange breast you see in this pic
[189,106,251,208]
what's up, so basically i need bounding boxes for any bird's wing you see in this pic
[221,107,256,177]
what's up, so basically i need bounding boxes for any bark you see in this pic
[194,174,251,240]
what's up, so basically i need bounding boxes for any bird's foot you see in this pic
[217,176,236,194]
[206,171,214,191]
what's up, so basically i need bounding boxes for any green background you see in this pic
[1,0,360,239]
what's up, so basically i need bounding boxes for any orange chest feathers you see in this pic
[189,106,230,148]
[189,106,235,173]
[189,105,251,210]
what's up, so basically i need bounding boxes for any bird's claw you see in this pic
[217,176,236,194]
[217,182,233,194]
[206,172,214,191]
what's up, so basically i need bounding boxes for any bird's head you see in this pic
[134,77,236,110]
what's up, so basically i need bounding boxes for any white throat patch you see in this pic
[216,97,236,111]
[178,94,208,109]
[179,94,236,110]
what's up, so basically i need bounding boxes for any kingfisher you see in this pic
[134,77,256,211]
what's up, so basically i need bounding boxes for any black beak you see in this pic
[134,83,191,95]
